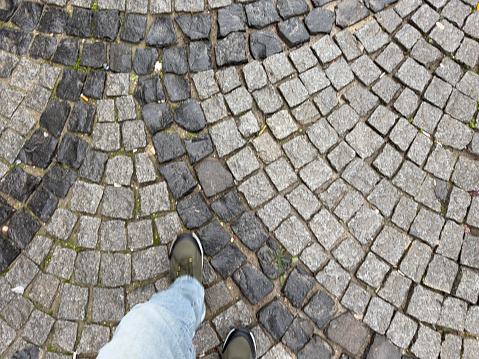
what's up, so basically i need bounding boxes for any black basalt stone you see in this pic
[195,158,234,198]
[56,68,86,102]
[189,41,213,73]
[43,163,78,198]
[159,161,197,200]
[282,317,314,353]
[174,99,206,133]
[0,233,20,272]
[79,150,107,184]
[146,17,178,48]
[364,0,398,12]
[11,1,43,31]
[305,8,335,34]
[66,8,92,38]
[211,189,245,222]
[162,46,188,75]
[92,10,121,42]
[142,103,173,134]
[258,299,293,339]
[0,28,32,55]
[163,74,190,102]
[283,267,315,308]
[184,133,214,165]
[233,263,273,305]
[0,197,14,226]
[0,0,18,22]
[7,209,40,249]
[52,38,80,66]
[56,133,89,170]
[83,70,106,99]
[68,102,96,134]
[231,211,269,251]
[335,0,370,29]
[80,42,107,69]
[37,7,68,34]
[9,346,40,359]
[218,4,245,38]
[39,99,71,138]
[257,238,283,279]
[28,186,58,222]
[298,336,333,359]
[109,43,132,73]
[0,167,40,203]
[249,31,283,59]
[175,14,211,41]
[197,220,231,256]
[133,48,158,75]
[18,129,58,169]
[277,0,309,20]
[210,243,246,278]
[135,75,165,105]
[277,17,310,47]
[29,34,56,60]
[366,335,401,359]
[304,290,338,329]
[176,193,212,229]
[120,14,147,43]
[245,0,280,28]
[215,32,247,67]
[152,132,186,163]
[0,51,18,78]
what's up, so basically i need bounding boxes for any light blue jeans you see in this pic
[97,276,205,359]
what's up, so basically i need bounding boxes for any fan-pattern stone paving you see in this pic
[0,0,478,358]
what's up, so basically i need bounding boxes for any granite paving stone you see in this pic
[289,45,318,72]
[428,20,464,55]
[440,334,462,359]
[132,246,168,281]
[74,250,100,285]
[410,207,445,247]
[364,297,394,334]
[300,242,328,272]
[424,146,456,181]
[275,215,312,256]
[342,158,380,196]
[325,59,354,91]
[101,187,135,220]
[238,171,275,209]
[262,52,294,84]
[154,212,183,245]
[309,209,344,250]
[373,144,402,178]
[193,70,219,99]
[375,8,401,33]
[327,141,356,172]
[341,282,371,315]
[464,338,479,359]
[252,84,284,114]
[357,252,390,289]
[237,111,260,137]
[411,325,441,359]
[378,270,412,308]
[371,76,401,104]
[332,237,364,271]
[407,285,443,323]
[234,262,273,305]
[163,74,191,102]
[392,160,425,197]
[410,38,443,67]
[184,134,214,164]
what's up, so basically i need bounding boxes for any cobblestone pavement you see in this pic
[0,0,478,358]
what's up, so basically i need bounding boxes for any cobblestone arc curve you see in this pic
[0,0,478,358]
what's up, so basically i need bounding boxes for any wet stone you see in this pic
[18,129,57,169]
[215,32,248,66]
[234,263,273,305]
[211,243,246,278]
[0,166,40,203]
[120,14,147,43]
[211,189,245,222]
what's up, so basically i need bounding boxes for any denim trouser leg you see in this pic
[97,276,205,359]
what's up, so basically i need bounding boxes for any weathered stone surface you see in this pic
[195,158,234,198]
[146,17,178,47]
[234,263,273,305]
[259,299,293,340]
[335,0,370,28]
